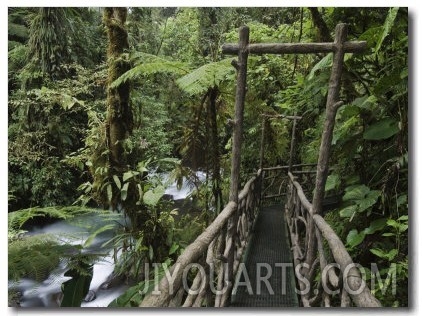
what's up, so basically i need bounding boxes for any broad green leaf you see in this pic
[370,248,387,259]
[343,185,370,201]
[398,223,408,233]
[386,218,407,233]
[169,243,180,255]
[352,95,378,112]
[370,248,398,261]
[397,215,408,221]
[356,194,380,213]
[113,175,121,190]
[359,26,382,48]
[325,174,340,192]
[347,229,366,248]
[375,7,399,54]
[143,185,165,206]
[339,104,360,117]
[123,171,139,182]
[374,72,402,96]
[364,118,400,140]
[121,182,129,201]
[339,205,357,218]
[387,249,398,261]
[366,190,382,200]
[308,53,332,80]
[363,218,387,235]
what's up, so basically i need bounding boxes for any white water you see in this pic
[11,213,127,307]
[11,172,204,307]
[163,171,206,200]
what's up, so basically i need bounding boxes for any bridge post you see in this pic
[222,25,249,307]
[304,23,349,299]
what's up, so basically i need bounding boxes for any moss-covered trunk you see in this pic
[102,8,133,211]
[104,8,133,178]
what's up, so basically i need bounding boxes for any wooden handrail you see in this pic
[262,163,318,171]
[288,172,313,213]
[285,173,381,307]
[140,171,262,307]
[140,201,237,307]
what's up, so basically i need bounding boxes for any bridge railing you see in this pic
[261,164,317,206]
[140,170,262,307]
[285,172,381,307]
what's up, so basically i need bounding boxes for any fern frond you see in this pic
[8,206,100,231]
[8,234,73,282]
[8,22,29,40]
[111,53,189,88]
[176,58,235,95]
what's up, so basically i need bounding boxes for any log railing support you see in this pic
[286,172,381,307]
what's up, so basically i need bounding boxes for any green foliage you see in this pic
[8,63,104,210]
[8,7,408,307]
[60,259,93,307]
[111,52,189,88]
[8,205,97,233]
[339,185,381,220]
[325,174,340,192]
[8,234,69,282]
[176,58,234,95]
[160,8,201,63]
[108,258,172,307]
[363,117,400,140]
[142,185,164,207]
[374,7,399,55]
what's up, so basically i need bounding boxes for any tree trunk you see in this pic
[308,8,332,42]
[103,8,132,188]
[103,7,133,210]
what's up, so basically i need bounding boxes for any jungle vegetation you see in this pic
[8,7,408,307]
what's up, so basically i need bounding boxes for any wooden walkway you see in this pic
[230,205,298,307]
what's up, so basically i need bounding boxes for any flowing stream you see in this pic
[10,171,206,308]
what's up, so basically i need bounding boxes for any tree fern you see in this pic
[176,58,234,95]
[111,52,189,88]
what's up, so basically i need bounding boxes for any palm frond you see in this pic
[176,58,235,95]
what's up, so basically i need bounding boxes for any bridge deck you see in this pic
[230,205,298,307]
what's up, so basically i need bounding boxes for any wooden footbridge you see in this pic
[140,24,381,308]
